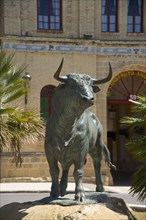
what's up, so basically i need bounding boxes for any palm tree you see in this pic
[121,95,146,201]
[0,51,44,166]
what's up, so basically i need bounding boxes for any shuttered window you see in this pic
[40,85,56,121]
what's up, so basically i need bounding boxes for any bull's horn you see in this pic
[92,62,112,85]
[54,58,67,82]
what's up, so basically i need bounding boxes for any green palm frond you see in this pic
[0,51,45,166]
[126,136,146,162]
[0,52,27,107]
[0,53,14,78]
[6,65,26,84]
[0,118,12,149]
[0,108,16,115]
[131,96,146,114]
[120,95,146,201]
[2,88,28,104]
[1,108,45,166]
[121,116,146,130]
[129,164,146,202]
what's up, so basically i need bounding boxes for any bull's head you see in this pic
[53,58,112,109]
[54,58,112,89]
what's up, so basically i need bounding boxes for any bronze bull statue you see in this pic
[44,59,116,202]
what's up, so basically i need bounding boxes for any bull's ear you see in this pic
[92,86,100,93]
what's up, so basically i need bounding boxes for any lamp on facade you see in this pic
[22,73,31,106]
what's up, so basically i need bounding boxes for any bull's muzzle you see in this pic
[82,96,94,105]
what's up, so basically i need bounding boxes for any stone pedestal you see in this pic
[0,193,137,220]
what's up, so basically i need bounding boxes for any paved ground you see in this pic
[0,182,146,209]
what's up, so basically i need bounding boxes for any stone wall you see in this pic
[2,0,146,41]
[0,0,145,183]
[0,152,112,185]
[0,37,145,183]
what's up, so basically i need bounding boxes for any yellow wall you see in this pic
[0,0,146,183]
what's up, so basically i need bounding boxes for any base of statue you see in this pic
[0,192,137,220]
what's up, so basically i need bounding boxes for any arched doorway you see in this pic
[107,70,146,184]
[40,85,56,121]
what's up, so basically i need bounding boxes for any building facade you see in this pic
[0,0,146,184]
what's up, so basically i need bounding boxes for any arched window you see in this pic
[107,71,146,103]
[40,85,56,121]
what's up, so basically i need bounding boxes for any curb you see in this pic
[129,204,146,212]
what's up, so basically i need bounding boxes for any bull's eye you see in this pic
[92,86,100,93]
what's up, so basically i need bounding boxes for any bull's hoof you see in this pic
[75,192,85,202]
[60,182,67,197]
[50,190,59,199]
[96,186,104,192]
[60,188,67,197]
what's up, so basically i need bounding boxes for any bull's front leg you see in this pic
[73,162,85,202]
[48,158,60,199]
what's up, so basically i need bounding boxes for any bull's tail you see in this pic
[103,144,117,170]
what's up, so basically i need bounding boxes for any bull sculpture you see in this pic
[45,59,116,202]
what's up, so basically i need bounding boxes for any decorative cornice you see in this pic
[2,42,146,55]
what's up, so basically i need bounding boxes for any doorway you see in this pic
[107,70,146,185]
[40,85,56,122]
[107,103,137,169]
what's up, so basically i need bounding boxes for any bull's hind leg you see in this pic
[89,148,104,192]
[60,169,69,196]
